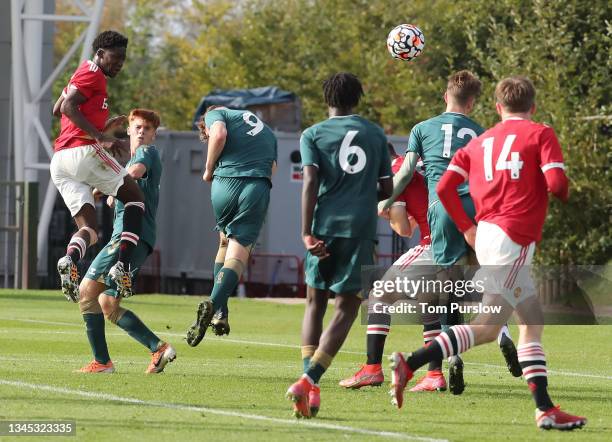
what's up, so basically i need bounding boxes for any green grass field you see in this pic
[0,290,610,441]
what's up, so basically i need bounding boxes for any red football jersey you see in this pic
[449,118,565,245]
[55,60,109,151]
[391,156,431,245]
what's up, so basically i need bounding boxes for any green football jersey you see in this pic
[112,145,161,249]
[300,115,392,240]
[406,112,483,202]
[204,108,278,179]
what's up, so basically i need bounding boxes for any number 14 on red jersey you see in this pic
[482,135,524,181]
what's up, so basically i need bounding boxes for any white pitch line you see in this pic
[0,379,446,442]
[0,355,339,371]
[0,329,127,336]
[156,332,612,380]
[3,317,612,381]
[462,361,612,380]
[0,317,82,327]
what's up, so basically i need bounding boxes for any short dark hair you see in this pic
[205,105,223,113]
[323,72,364,109]
[196,106,224,142]
[495,76,536,113]
[447,70,482,106]
[92,30,128,52]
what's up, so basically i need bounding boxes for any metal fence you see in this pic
[0,181,37,288]
[0,182,21,288]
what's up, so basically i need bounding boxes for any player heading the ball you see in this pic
[52,30,144,300]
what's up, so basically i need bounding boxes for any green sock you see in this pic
[305,362,326,384]
[212,262,229,315]
[303,357,312,373]
[210,267,239,312]
[116,310,161,352]
[213,262,223,279]
[83,313,110,363]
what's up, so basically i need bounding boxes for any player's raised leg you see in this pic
[186,178,268,347]
[56,203,99,302]
[187,237,249,347]
[389,304,510,408]
[108,177,145,298]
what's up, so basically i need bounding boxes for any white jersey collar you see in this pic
[328,114,358,119]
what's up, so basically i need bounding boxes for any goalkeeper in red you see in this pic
[388,76,586,431]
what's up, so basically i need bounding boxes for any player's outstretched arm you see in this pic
[381,152,418,210]
[203,121,227,182]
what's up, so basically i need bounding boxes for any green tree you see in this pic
[456,0,611,265]
[51,0,611,264]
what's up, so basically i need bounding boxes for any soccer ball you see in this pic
[387,24,425,61]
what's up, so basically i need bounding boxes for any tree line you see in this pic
[53,0,611,265]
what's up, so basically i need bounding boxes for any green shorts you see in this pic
[304,236,375,295]
[84,238,152,297]
[211,176,270,247]
[428,194,476,267]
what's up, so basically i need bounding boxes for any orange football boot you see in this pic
[77,360,115,373]
[409,369,447,392]
[339,363,384,389]
[146,342,177,374]
[286,377,313,418]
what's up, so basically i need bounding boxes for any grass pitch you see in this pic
[0,290,610,441]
